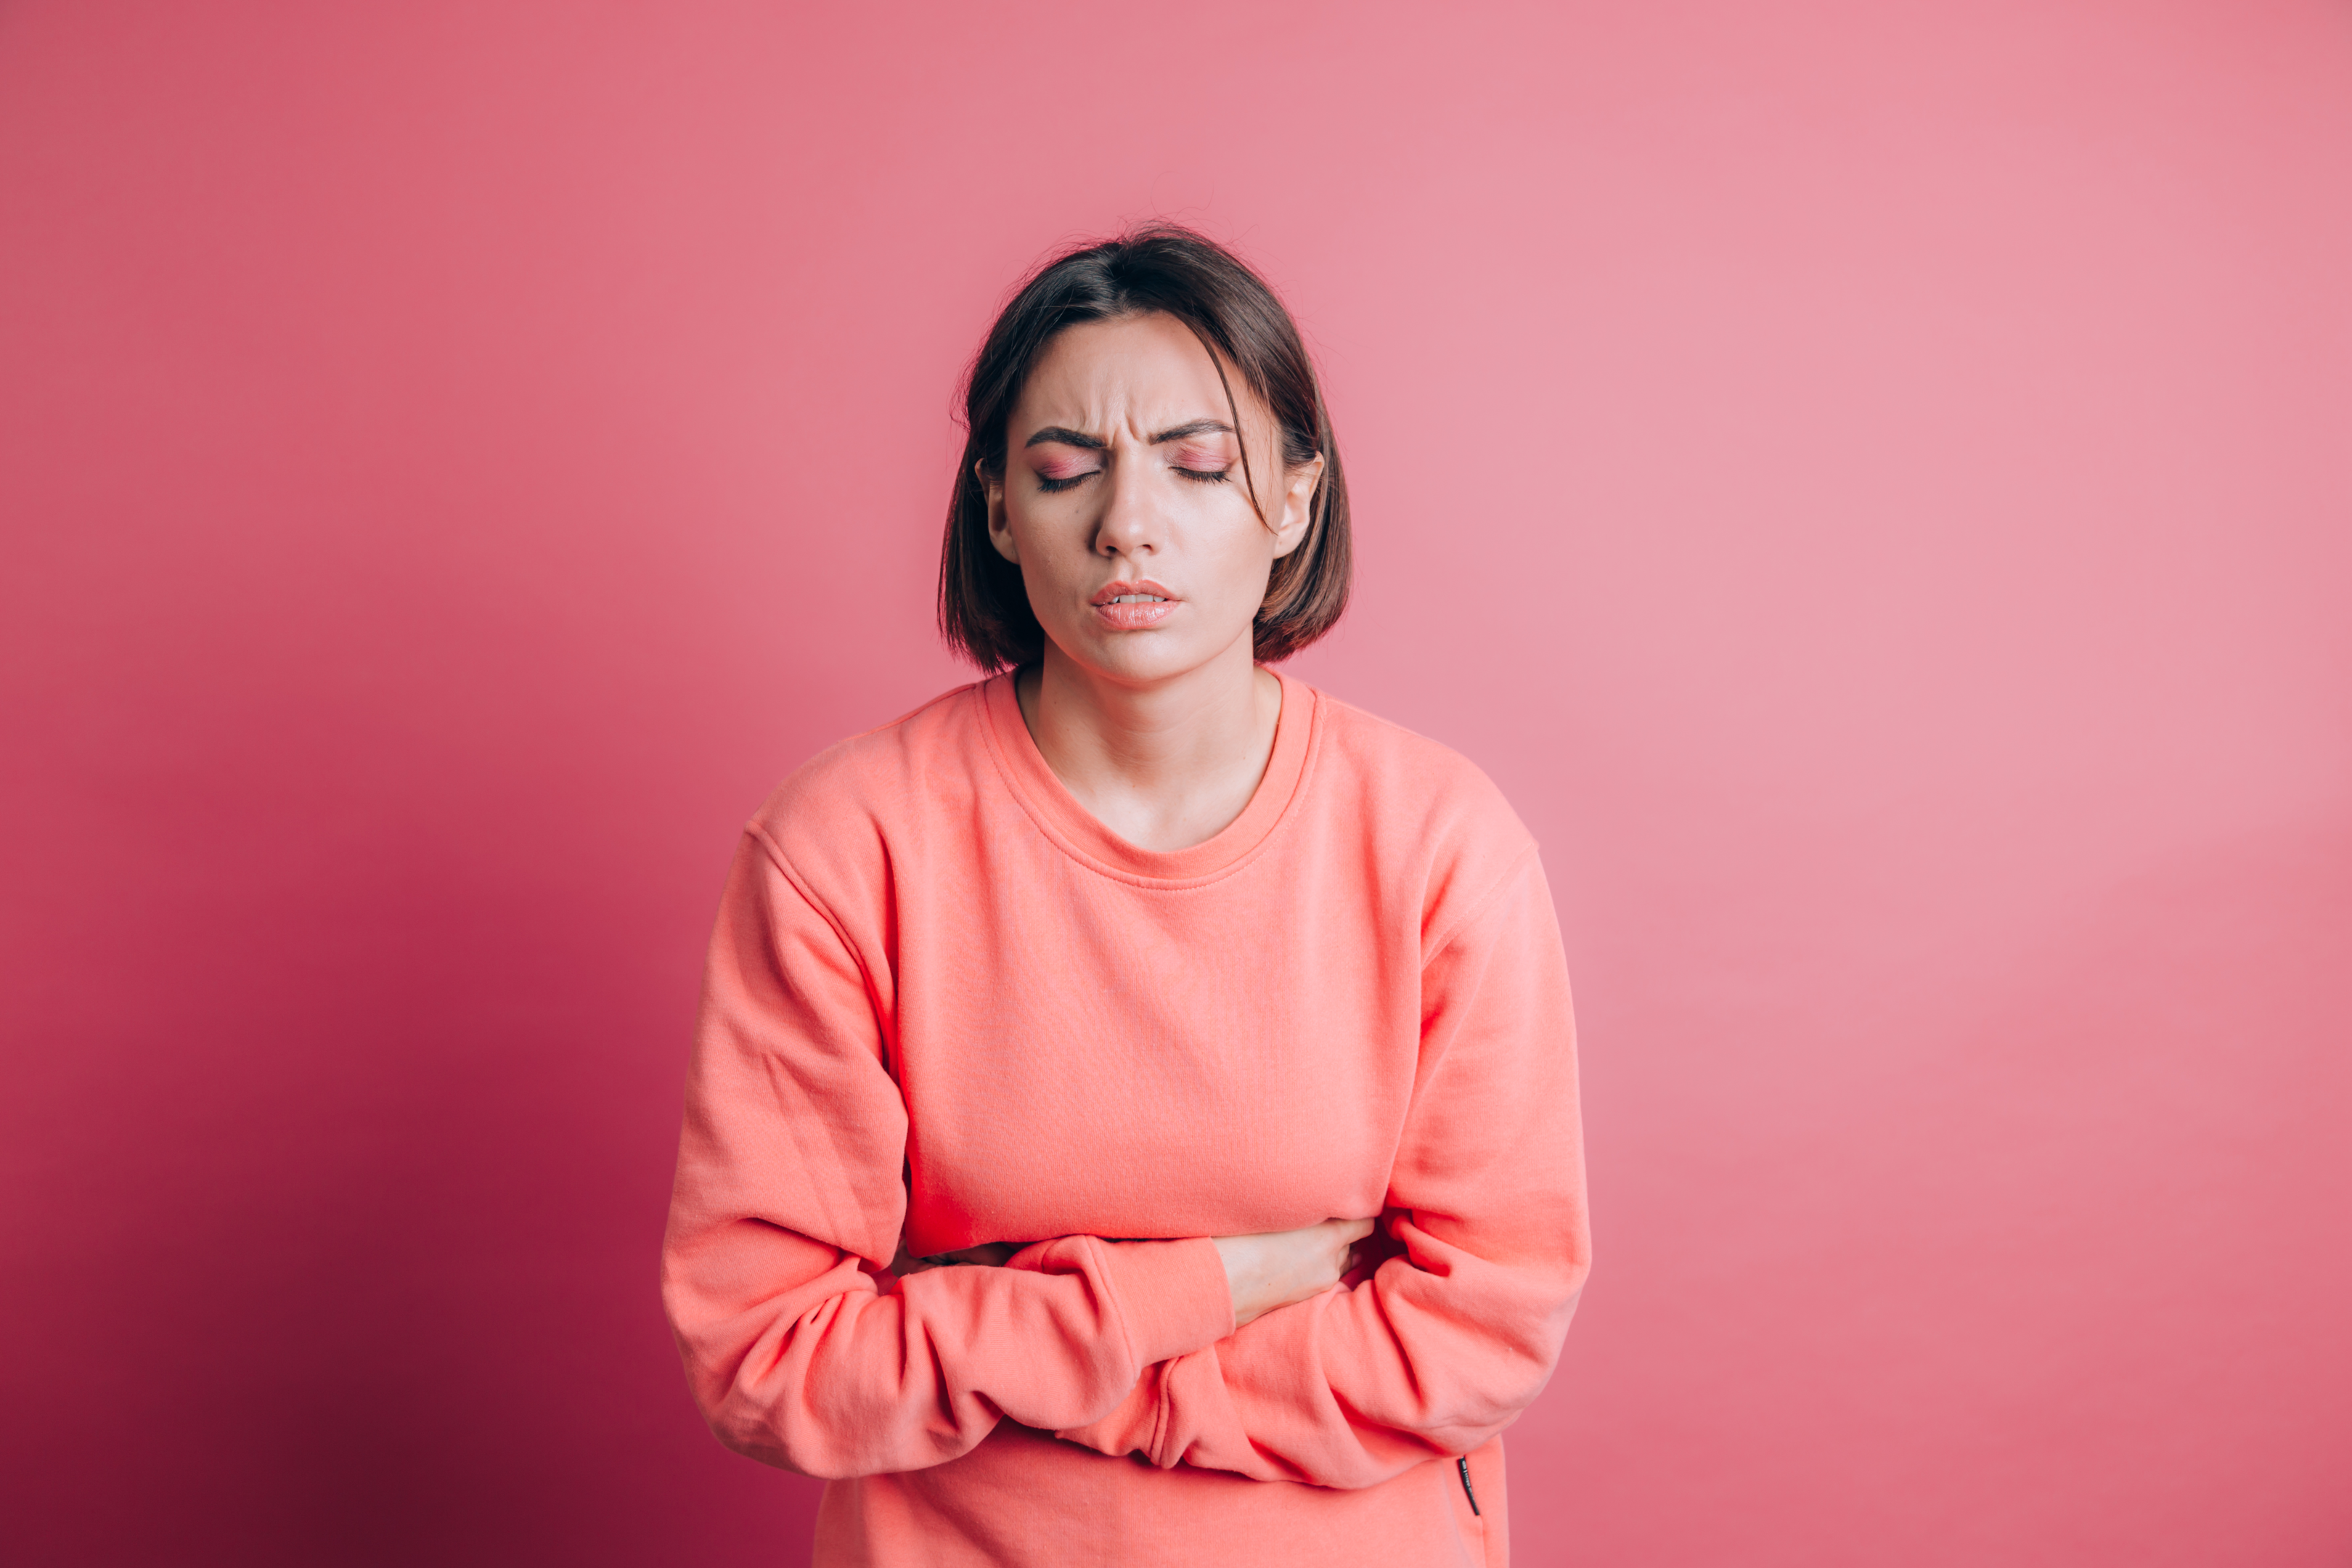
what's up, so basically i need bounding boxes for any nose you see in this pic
[1092,441,1161,560]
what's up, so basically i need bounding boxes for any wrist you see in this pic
[1101,1237,1235,1362]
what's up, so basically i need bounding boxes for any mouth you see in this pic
[1090,579,1179,629]
[1089,579,1177,608]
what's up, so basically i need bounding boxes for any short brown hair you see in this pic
[937,225,1350,671]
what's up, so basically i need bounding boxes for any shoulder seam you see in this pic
[742,822,879,1000]
[1421,841,1543,968]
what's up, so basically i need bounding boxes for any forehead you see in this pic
[1013,311,1256,429]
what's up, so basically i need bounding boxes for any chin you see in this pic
[1058,630,1220,687]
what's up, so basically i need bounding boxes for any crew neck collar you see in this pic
[979,667,1318,886]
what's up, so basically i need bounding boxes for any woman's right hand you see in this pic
[1212,1217,1377,1328]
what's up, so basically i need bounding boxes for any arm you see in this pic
[1055,852,1591,1487]
[660,834,1236,1479]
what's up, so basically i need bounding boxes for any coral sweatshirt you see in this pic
[661,670,1590,1567]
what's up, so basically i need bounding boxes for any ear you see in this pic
[980,460,1019,565]
[1270,454,1326,560]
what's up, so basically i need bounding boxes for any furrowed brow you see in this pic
[1148,419,1236,444]
[1024,426,1106,450]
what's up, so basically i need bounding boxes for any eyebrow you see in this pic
[1022,419,1236,451]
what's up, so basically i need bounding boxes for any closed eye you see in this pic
[1168,441,1234,485]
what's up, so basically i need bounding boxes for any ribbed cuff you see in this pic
[1098,1237,1234,1368]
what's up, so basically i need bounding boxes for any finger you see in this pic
[1339,1216,1377,1241]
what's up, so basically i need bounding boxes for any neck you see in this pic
[1016,636,1282,853]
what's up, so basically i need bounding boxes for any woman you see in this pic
[661,226,1590,1567]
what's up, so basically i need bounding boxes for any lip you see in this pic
[1090,579,1178,631]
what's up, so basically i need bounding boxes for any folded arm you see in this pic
[661,835,1237,1477]
[1057,853,1592,1487]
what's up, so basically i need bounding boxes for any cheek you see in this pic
[1191,521,1282,616]
[1000,509,1090,598]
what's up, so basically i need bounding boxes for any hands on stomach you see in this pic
[1211,1217,1376,1326]
[890,1217,1378,1330]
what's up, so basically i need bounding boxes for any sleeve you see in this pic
[659,832,1237,1479]
[1053,850,1591,1488]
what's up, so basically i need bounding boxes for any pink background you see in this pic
[4,1,2348,1562]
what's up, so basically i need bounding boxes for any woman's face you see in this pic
[984,311,1323,690]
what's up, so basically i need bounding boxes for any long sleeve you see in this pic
[659,833,1237,1479]
[1055,850,1591,1488]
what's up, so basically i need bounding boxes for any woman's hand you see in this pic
[887,1220,1377,1331]
[1212,1217,1377,1328]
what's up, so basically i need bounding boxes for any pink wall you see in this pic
[4,1,2348,1562]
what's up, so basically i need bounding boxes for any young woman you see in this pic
[661,226,1590,1567]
